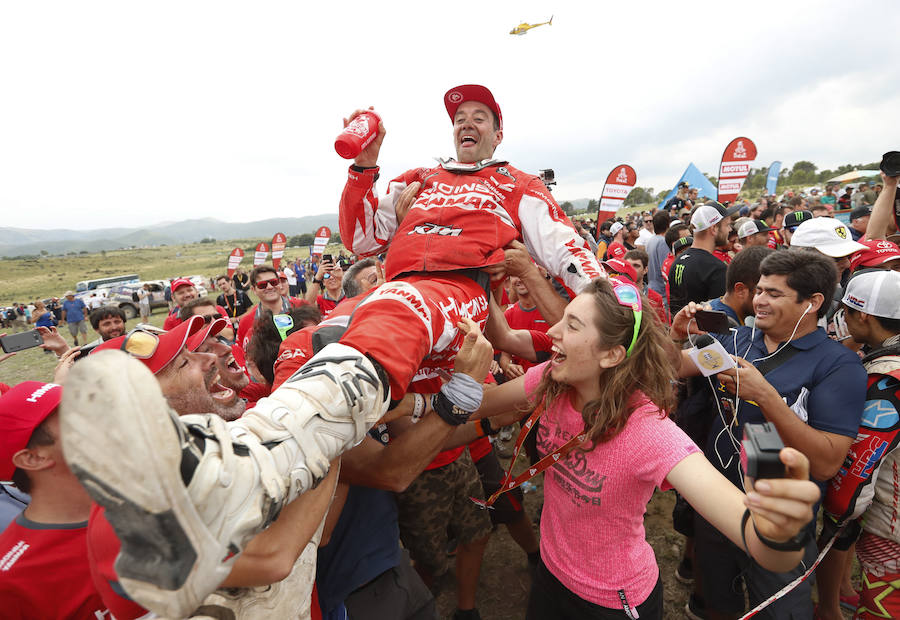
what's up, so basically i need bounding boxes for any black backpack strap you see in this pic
[754,343,801,376]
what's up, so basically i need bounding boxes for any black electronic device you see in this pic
[0,330,44,354]
[322,253,333,263]
[881,151,900,177]
[740,422,786,482]
[695,309,731,334]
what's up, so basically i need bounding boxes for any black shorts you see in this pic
[694,514,816,618]
[473,446,526,525]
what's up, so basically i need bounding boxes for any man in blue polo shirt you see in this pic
[60,291,89,346]
[673,249,866,620]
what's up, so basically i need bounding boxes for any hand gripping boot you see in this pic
[60,343,388,618]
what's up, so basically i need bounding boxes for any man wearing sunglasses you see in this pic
[236,265,308,354]
[780,210,812,248]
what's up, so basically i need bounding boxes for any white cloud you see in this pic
[0,0,898,229]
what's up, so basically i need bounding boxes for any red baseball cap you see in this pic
[187,316,229,351]
[93,315,206,374]
[602,258,637,284]
[606,242,627,260]
[0,381,62,482]
[170,277,194,292]
[850,239,900,272]
[444,85,503,130]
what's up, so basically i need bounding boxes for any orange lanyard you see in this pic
[472,401,588,509]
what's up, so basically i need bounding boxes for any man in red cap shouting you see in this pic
[0,381,107,618]
[59,85,602,617]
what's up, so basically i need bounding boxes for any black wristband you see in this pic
[480,418,499,436]
[314,279,324,286]
[752,513,811,552]
[431,391,472,426]
[740,508,752,556]
[350,164,380,182]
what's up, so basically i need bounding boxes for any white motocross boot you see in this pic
[60,343,388,618]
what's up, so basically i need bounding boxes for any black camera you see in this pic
[740,422,786,482]
[539,168,556,188]
[881,151,900,177]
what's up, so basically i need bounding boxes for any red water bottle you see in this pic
[334,111,381,159]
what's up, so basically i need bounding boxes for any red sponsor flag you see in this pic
[226,248,244,278]
[253,242,269,266]
[597,165,637,232]
[717,137,757,204]
[313,226,331,256]
[271,233,287,270]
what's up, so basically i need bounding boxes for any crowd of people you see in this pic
[0,84,897,620]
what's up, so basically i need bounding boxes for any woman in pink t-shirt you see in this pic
[476,278,820,619]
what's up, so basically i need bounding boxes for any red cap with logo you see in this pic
[850,239,900,272]
[444,85,503,130]
[606,242,627,260]
[170,278,194,292]
[93,315,206,374]
[602,258,638,284]
[0,381,62,482]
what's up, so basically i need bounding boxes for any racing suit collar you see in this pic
[437,157,508,173]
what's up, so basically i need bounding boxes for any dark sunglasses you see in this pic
[199,313,224,324]
[254,279,279,289]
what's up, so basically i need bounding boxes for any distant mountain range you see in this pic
[0,198,600,257]
[0,215,340,257]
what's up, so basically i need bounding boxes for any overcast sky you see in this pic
[1,1,898,231]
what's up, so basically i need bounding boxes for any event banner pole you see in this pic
[596,165,636,238]
[253,242,269,266]
[717,137,757,204]
[765,161,781,196]
[271,233,287,270]
[312,226,331,256]
[226,248,244,278]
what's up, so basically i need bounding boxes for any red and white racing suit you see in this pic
[338,159,604,397]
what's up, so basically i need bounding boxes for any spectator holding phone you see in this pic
[304,255,345,318]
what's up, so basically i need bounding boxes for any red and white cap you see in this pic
[602,258,638,284]
[850,239,900,272]
[93,315,207,374]
[0,381,62,481]
[444,85,503,130]
[606,242,627,260]
[187,317,229,351]
[170,277,194,292]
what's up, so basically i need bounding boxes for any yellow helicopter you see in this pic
[509,16,553,36]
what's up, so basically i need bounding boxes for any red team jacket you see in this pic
[339,160,604,296]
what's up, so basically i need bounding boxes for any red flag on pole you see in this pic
[253,242,269,266]
[226,248,244,278]
[597,165,637,232]
[313,227,331,256]
[271,233,287,270]
[717,137,757,204]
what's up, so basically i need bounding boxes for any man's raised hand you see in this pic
[453,317,493,382]
[343,107,385,168]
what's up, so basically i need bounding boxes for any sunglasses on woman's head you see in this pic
[611,282,643,358]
